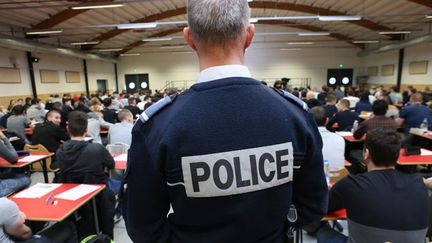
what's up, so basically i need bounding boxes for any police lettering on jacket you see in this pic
[181,142,294,198]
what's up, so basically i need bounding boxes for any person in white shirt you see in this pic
[312,106,345,171]
[108,109,134,146]
[345,90,360,109]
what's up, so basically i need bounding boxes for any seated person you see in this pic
[55,111,115,239]
[354,93,372,114]
[124,97,141,118]
[0,197,77,243]
[26,98,46,123]
[317,128,428,243]
[397,92,432,134]
[7,105,34,144]
[32,110,70,169]
[306,91,321,109]
[0,130,31,197]
[87,112,112,144]
[326,99,359,131]
[101,98,118,124]
[322,94,338,119]
[353,100,397,140]
[312,107,345,171]
[108,109,134,146]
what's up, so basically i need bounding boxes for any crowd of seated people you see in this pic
[0,82,431,242]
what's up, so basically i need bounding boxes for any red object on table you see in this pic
[323,183,348,220]
[9,184,105,222]
[113,154,127,170]
[397,149,432,165]
[0,152,53,168]
[100,127,109,134]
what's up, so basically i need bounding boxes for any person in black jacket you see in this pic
[326,99,359,131]
[102,98,118,124]
[55,111,115,239]
[32,110,70,169]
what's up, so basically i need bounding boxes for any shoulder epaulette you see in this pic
[272,88,308,111]
[139,94,177,123]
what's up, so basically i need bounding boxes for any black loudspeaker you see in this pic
[125,74,149,93]
[327,69,353,87]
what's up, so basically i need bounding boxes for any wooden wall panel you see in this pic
[40,70,59,83]
[0,67,21,83]
[409,61,428,75]
[65,71,81,83]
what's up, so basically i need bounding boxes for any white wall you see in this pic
[0,47,117,99]
[87,60,116,92]
[364,42,432,86]
[0,47,32,96]
[118,47,364,91]
[33,52,86,94]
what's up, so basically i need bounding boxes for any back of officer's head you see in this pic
[372,100,388,116]
[67,111,88,137]
[364,128,400,167]
[187,0,250,44]
[311,106,327,127]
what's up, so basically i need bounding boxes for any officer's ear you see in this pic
[183,27,197,51]
[244,24,255,50]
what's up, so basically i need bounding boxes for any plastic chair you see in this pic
[106,143,130,155]
[23,144,58,172]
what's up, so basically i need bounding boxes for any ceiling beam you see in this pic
[118,21,363,55]
[408,0,432,8]
[86,1,394,50]
[31,0,113,30]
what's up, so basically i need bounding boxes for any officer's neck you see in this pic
[197,46,245,71]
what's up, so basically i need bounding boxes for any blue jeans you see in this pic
[317,225,348,243]
[0,174,31,197]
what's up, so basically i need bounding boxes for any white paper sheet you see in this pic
[8,137,20,142]
[18,155,47,162]
[13,183,62,198]
[84,137,93,142]
[336,132,353,137]
[421,149,432,156]
[55,185,101,201]
[114,154,128,161]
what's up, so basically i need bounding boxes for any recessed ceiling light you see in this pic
[70,41,100,46]
[26,29,63,35]
[71,2,124,10]
[120,53,141,56]
[143,37,173,42]
[280,48,302,51]
[379,31,411,34]
[318,16,362,21]
[298,32,330,36]
[287,42,313,45]
[117,23,157,29]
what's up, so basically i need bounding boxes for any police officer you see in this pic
[123,0,328,242]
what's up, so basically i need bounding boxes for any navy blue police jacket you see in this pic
[124,77,328,243]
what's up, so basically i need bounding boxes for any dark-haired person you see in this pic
[353,100,397,140]
[354,93,372,114]
[26,98,46,123]
[137,95,151,111]
[6,105,34,144]
[124,97,141,118]
[397,92,432,134]
[0,130,31,197]
[55,111,115,239]
[312,107,345,171]
[317,128,428,243]
[102,98,118,124]
[326,99,359,131]
[32,110,70,169]
[322,94,338,119]
[317,86,329,104]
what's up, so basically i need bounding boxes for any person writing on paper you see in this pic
[0,197,77,243]
[0,130,31,197]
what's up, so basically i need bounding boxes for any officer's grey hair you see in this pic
[187,0,250,44]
